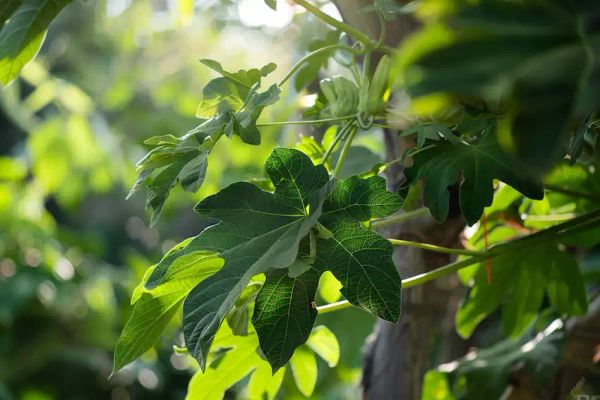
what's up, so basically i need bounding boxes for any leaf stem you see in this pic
[279,44,360,87]
[370,207,429,229]
[332,124,358,176]
[544,184,600,202]
[317,256,483,314]
[292,0,392,54]
[318,208,600,314]
[257,115,355,127]
[389,239,488,257]
[321,121,353,164]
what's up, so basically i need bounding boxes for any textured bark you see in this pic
[331,2,471,399]
[503,295,600,400]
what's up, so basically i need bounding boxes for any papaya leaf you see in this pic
[145,148,332,370]
[252,269,320,371]
[0,0,73,85]
[403,133,543,225]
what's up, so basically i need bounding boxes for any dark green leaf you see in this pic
[403,133,543,225]
[0,0,23,29]
[569,115,591,165]
[0,0,73,85]
[399,1,600,172]
[314,175,403,322]
[252,269,320,371]
[145,148,331,370]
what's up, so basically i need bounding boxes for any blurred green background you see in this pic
[0,1,378,399]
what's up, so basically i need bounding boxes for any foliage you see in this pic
[2,0,600,399]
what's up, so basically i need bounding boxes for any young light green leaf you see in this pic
[112,251,224,374]
[306,325,340,368]
[146,148,331,371]
[186,322,283,400]
[315,175,403,322]
[320,76,359,118]
[290,345,318,397]
[252,269,320,372]
[0,0,73,85]
[248,362,285,400]
[403,133,543,225]
[129,120,220,226]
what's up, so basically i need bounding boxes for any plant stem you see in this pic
[292,0,384,51]
[332,124,357,176]
[317,208,600,315]
[389,239,488,257]
[370,207,429,229]
[321,121,353,164]
[317,256,483,314]
[544,184,600,202]
[279,44,360,86]
[257,115,355,127]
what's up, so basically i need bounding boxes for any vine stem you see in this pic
[544,184,600,202]
[388,239,488,257]
[317,208,600,315]
[370,207,429,229]
[256,115,355,127]
[278,44,360,86]
[332,124,357,176]
[292,0,373,45]
[321,121,353,164]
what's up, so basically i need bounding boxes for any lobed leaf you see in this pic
[403,133,543,225]
[145,148,331,370]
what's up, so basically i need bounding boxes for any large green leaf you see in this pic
[398,0,600,172]
[113,248,224,373]
[403,133,543,225]
[456,243,588,338]
[186,322,284,400]
[315,175,403,322]
[251,268,320,371]
[0,0,73,85]
[146,148,331,370]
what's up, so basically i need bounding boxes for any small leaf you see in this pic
[252,269,320,371]
[306,325,340,367]
[248,363,285,400]
[403,133,543,225]
[290,345,318,397]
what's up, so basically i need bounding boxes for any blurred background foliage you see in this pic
[0,1,378,399]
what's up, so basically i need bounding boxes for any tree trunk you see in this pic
[331,3,471,398]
